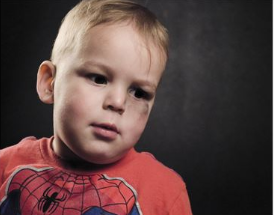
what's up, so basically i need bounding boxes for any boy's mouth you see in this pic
[91,123,119,140]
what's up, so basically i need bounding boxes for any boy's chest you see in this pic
[0,165,142,215]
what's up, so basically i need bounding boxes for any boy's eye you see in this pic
[132,88,150,100]
[87,74,107,85]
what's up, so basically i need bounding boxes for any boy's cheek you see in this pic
[123,102,151,137]
[127,102,150,119]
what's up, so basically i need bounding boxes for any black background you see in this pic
[1,0,272,214]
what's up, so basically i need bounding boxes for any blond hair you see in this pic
[51,0,169,65]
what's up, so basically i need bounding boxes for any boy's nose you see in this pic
[103,88,126,115]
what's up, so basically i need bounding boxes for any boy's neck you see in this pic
[48,137,137,173]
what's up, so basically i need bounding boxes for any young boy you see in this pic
[0,0,192,214]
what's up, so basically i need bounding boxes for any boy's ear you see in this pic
[37,61,56,104]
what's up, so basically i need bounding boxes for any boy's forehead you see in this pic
[82,23,144,49]
[80,23,166,63]
[72,23,166,83]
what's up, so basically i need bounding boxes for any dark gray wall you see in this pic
[1,1,272,214]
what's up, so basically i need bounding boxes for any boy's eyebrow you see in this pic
[80,61,157,91]
[133,79,157,91]
[80,61,113,74]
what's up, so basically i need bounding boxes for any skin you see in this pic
[37,23,166,165]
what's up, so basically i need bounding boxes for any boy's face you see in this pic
[47,23,165,164]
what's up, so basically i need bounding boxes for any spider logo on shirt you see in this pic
[0,166,142,215]
[38,187,67,214]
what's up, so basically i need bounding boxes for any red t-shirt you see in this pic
[0,137,192,215]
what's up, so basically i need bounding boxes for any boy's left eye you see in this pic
[87,74,107,85]
[131,88,151,100]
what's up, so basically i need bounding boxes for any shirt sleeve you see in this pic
[169,187,193,215]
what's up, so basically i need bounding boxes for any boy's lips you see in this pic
[91,123,120,140]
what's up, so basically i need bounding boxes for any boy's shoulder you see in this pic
[0,137,43,183]
[124,150,191,213]
[1,136,39,156]
[129,150,186,189]
[0,136,46,168]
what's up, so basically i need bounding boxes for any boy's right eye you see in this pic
[86,74,107,85]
